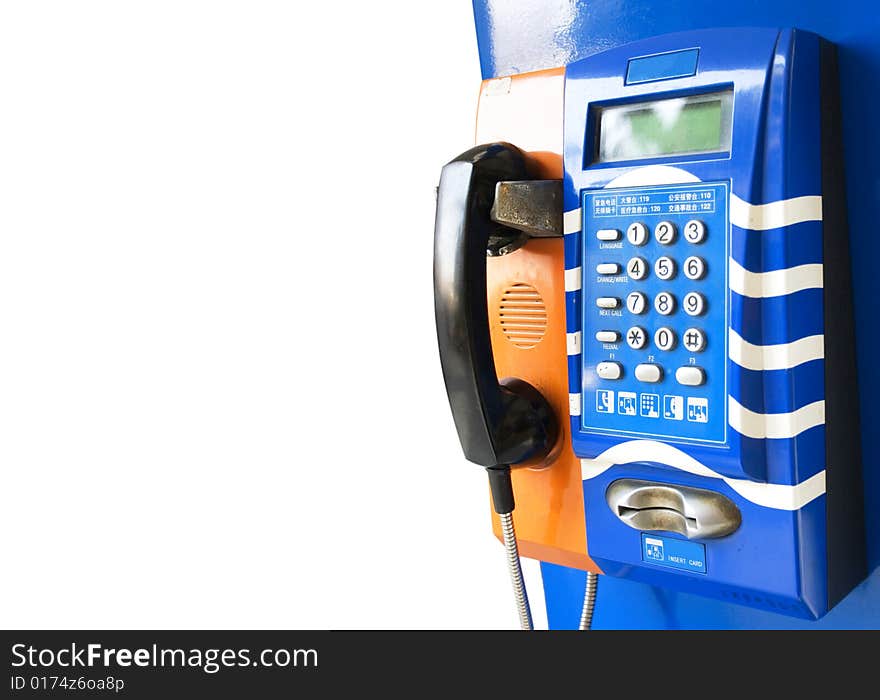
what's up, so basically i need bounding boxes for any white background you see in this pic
[0,1,542,629]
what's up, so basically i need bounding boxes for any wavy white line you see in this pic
[730,193,822,230]
[729,396,825,440]
[729,328,824,371]
[729,258,823,298]
[564,266,582,292]
[580,440,825,510]
[563,208,581,235]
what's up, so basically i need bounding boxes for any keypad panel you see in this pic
[581,182,728,444]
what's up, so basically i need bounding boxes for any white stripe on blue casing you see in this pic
[566,331,581,356]
[729,258,823,298]
[728,396,825,440]
[564,266,582,292]
[580,440,826,510]
[569,393,581,416]
[563,208,581,235]
[729,328,824,371]
[729,193,822,230]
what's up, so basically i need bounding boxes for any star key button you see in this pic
[626,326,647,350]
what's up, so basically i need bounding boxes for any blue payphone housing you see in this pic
[563,28,864,618]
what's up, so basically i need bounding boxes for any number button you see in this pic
[654,256,676,281]
[627,222,649,246]
[626,292,648,315]
[654,220,677,245]
[654,327,677,351]
[627,256,648,281]
[654,292,676,316]
[626,326,648,350]
[684,256,706,280]
[684,219,706,244]
[683,328,706,352]
[683,292,706,316]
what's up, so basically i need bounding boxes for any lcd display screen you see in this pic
[596,90,733,162]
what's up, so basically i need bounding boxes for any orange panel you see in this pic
[477,68,599,573]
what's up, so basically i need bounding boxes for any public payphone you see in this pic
[435,27,866,625]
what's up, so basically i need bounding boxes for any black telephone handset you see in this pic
[433,143,558,513]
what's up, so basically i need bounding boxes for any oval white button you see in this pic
[596,263,621,275]
[627,257,648,280]
[675,366,706,386]
[684,220,706,244]
[597,361,623,380]
[635,363,662,383]
[626,292,648,314]
[683,291,705,316]
[684,256,706,280]
[626,326,647,349]
[595,330,620,343]
[596,297,620,309]
[597,228,621,241]
[626,222,648,246]
[654,220,677,245]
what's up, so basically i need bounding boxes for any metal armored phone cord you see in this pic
[578,572,599,630]
[487,467,533,630]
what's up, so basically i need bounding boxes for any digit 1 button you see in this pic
[675,366,706,386]
[626,326,647,350]
[627,222,649,246]
[684,219,706,244]
[684,256,706,280]
[635,363,663,383]
[654,220,677,245]
[627,256,648,280]
[626,291,647,315]
[683,292,706,316]
[654,327,677,351]
[654,291,676,315]
[596,361,623,380]
[683,328,706,352]
[654,256,676,280]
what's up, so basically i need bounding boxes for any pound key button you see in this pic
[596,361,623,380]
[675,366,706,387]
